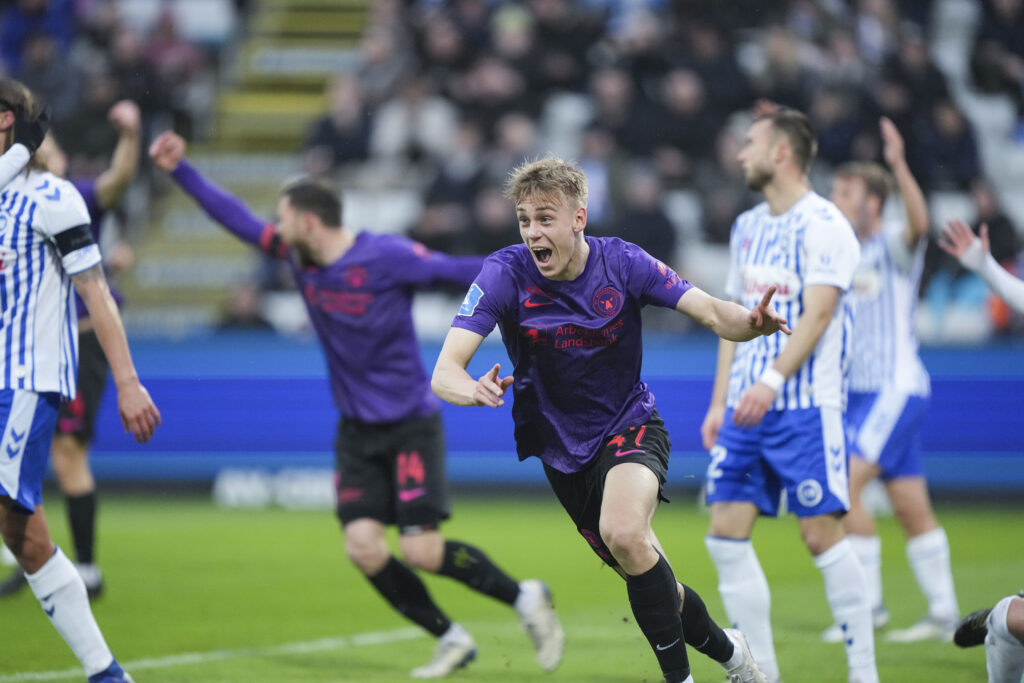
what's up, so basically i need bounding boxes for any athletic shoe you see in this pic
[721,628,768,682]
[88,659,134,682]
[821,605,890,643]
[0,567,27,597]
[953,606,992,648]
[77,563,104,600]
[515,579,565,671]
[410,623,477,678]
[885,615,957,643]
[955,591,1024,648]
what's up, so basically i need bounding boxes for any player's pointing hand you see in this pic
[749,286,792,336]
[474,363,514,408]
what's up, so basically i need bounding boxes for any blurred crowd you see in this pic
[3,0,1024,338]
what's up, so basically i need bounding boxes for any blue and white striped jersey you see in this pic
[0,166,100,399]
[848,220,930,396]
[724,192,860,410]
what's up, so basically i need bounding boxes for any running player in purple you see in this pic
[432,156,788,683]
[0,100,141,600]
[149,131,565,679]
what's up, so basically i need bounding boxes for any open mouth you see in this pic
[531,247,552,264]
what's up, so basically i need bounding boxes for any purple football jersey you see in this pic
[171,159,484,423]
[451,236,692,473]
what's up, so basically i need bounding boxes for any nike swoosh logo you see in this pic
[44,606,56,617]
[524,299,553,308]
[614,448,644,457]
[655,638,680,651]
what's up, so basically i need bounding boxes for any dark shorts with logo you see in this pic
[55,330,109,445]
[542,411,671,569]
[334,411,451,532]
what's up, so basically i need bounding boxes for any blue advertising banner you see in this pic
[83,332,1024,491]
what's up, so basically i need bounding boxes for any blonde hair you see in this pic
[503,156,588,209]
[835,161,893,204]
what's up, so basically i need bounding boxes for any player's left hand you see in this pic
[880,116,905,168]
[748,286,791,336]
[732,382,775,428]
[473,363,514,408]
[117,380,162,443]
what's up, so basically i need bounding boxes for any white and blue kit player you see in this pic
[0,84,159,683]
[700,108,878,683]
[831,137,960,645]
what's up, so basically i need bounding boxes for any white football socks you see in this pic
[906,527,958,623]
[847,534,883,611]
[985,596,1024,683]
[25,547,114,677]
[705,536,779,681]
[815,539,878,682]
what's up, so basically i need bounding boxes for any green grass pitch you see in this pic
[0,492,1017,682]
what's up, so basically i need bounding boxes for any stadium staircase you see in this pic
[121,0,370,334]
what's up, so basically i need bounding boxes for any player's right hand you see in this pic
[13,105,49,155]
[700,404,725,451]
[108,100,141,134]
[148,131,187,172]
[117,380,162,443]
[473,363,513,408]
[940,219,989,272]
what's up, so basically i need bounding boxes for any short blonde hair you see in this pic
[504,156,588,209]
[835,161,893,204]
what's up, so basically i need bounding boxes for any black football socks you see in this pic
[368,556,450,636]
[437,540,520,605]
[626,552,690,683]
[679,581,734,662]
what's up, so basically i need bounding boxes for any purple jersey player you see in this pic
[149,131,566,678]
[432,156,788,683]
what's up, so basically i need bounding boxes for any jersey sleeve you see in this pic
[621,241,692,308]
[724,218,743,300]
[0,144,30,188]
[35,178,101,275]
[390,237,485,287]
[803,212,861,290]
[883,221,920,274]
[449,254,516,337]
[171,159,288,259]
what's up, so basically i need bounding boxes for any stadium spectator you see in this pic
[693,116,761,244]
[369,72,458,167]
[0,0,75,76]
[652,67,719,187]
[18,32,80,123]
[433,155,785,683]
[0,77,159,683]
[601,160,677,267]
[826,117,961,644]
[301,75,373,177]
[148,130,566,679]
[970,0,1024,142]
[700,106,878,683]
[466,182,520,256]
[912,98,981,192]
[954,591,1024,683]
[0,99,142,602]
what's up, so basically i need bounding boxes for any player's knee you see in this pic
[599,521,646,562]
[398,535,443,573]
[343,530,388,574]
[1005,597,1024,645]
[799,522,843,556]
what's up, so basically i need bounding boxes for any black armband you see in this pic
[54,224,96,257]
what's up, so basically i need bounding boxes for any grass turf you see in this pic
[0,492,1016,682]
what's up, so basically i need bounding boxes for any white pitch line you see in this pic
[0,627,425,682]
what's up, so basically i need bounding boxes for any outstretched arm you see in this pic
[880,117,929,249]
[941,219,1024,315]
[676,285,791,341]
[149,131,273,249]
[94,100,141,210]
[432,327,513,407]
[72,264,161,442]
